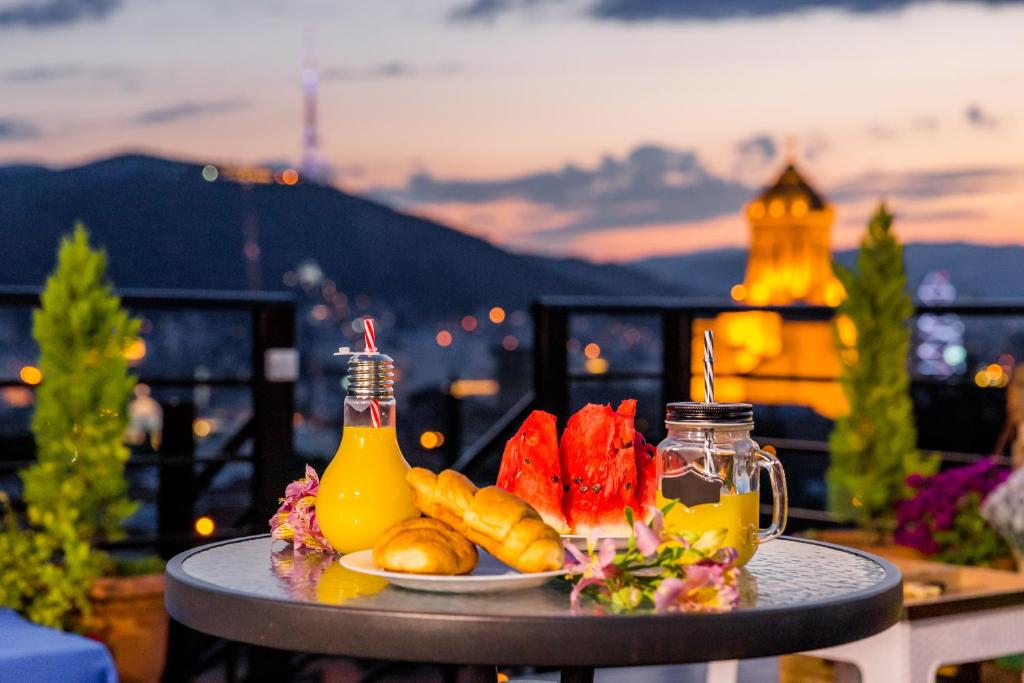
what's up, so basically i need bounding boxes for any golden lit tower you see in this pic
[695,159,847,418]
[734,163,843,307]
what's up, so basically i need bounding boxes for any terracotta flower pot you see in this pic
[89,573,168,683]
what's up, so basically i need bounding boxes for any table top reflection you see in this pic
[165,535,901,667]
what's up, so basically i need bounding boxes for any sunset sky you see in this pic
[2,0,1022,261]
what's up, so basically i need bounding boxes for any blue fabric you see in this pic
[0,609,117,683]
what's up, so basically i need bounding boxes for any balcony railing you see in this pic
[0,286,297,559]
[459,296,1024,528]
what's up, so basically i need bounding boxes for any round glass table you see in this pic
[166,535,902,683]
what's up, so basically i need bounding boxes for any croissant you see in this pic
[372,517,478,575]
[406,468,564,573]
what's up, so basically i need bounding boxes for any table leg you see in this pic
[462,665,498,682]
[560,666,595,683]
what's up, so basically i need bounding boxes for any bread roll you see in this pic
[406,468,564,573]
[372,517,478,575]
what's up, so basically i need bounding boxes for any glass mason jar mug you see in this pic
[655,402,787,566]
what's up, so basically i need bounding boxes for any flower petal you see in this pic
[564,541,587,569]
[653,577,684,612]
[570,576,601,609]
[646,505,664,537]
[634,520,661,558]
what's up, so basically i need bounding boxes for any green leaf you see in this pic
[827,203,926,531]
[1,223,140,631]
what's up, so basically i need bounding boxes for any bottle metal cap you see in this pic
[665,402,753,426]
[347,352,394,399]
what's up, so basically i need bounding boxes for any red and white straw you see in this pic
[363,318,382,427]
[363,317,378,353]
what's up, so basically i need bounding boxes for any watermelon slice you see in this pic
[559,400,639,536]
[496,410,569,532]
[634,431,659,519]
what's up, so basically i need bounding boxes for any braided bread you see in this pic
[405,468,564,573]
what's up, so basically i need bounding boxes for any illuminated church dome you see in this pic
[734,161,843,306]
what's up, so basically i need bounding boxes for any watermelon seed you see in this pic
[573,476,583,484]
[563,485,570,493]
[623,440,633,449]
[579,485,589,493]
[625,482,632,490]
[524,458,532,465]
[592,484,602,493]
[552,475,560,483]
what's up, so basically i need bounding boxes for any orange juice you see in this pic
[659,491,760,566]
[316,564,388,605]
[317,426,419,554]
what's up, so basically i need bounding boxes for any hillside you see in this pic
[0,154,681,319]
[635,244,1024,300]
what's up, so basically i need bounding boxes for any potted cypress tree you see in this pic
[0,225,166,682]
[825,204,938,543]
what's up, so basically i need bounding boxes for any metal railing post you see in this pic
[158,399,195,559]
[661,310,693,407]
[250,302,297,531]
[532,301,570,424]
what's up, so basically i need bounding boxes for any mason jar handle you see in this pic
[755,448,788,543]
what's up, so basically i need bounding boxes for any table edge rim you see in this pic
[165,533,902,623]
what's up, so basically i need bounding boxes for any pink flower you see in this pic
[285,464,320,500]
[634,508,663,558]
[269,509,294,541]
[653,564,739,613]
[653,577,685,611]
[269,465,333,553]
[564,537,618,609]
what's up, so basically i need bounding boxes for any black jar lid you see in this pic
[665,402,753,424]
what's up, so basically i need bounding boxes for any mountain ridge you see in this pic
[633,243,1024,300]
[0,153,682,320]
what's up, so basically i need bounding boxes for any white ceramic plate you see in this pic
[561,534,632,551]
[338,550,565,594]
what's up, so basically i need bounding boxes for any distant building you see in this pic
[299,48,332,185]
[692,161,846,418]
[736,163,844,307]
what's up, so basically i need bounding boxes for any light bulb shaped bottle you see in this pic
[316,353,419,554]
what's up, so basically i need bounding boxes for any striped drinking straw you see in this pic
[703,329,715,403]
[363,318,382,428]
[702,329,716,473]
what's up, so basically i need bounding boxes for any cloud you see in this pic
[832,166,1023,202]
[0,0,123,30]
[965,103,999,128]
[732,133,777,179]
[133,99,249,126]
[898,208,990,223]
[450,0,1024,22]
[321,61,461,82]
[736,134,776,161]
[449,0,557,21]
[2,63,135,87]
[375,143,754,237]
[0,118,41,141]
